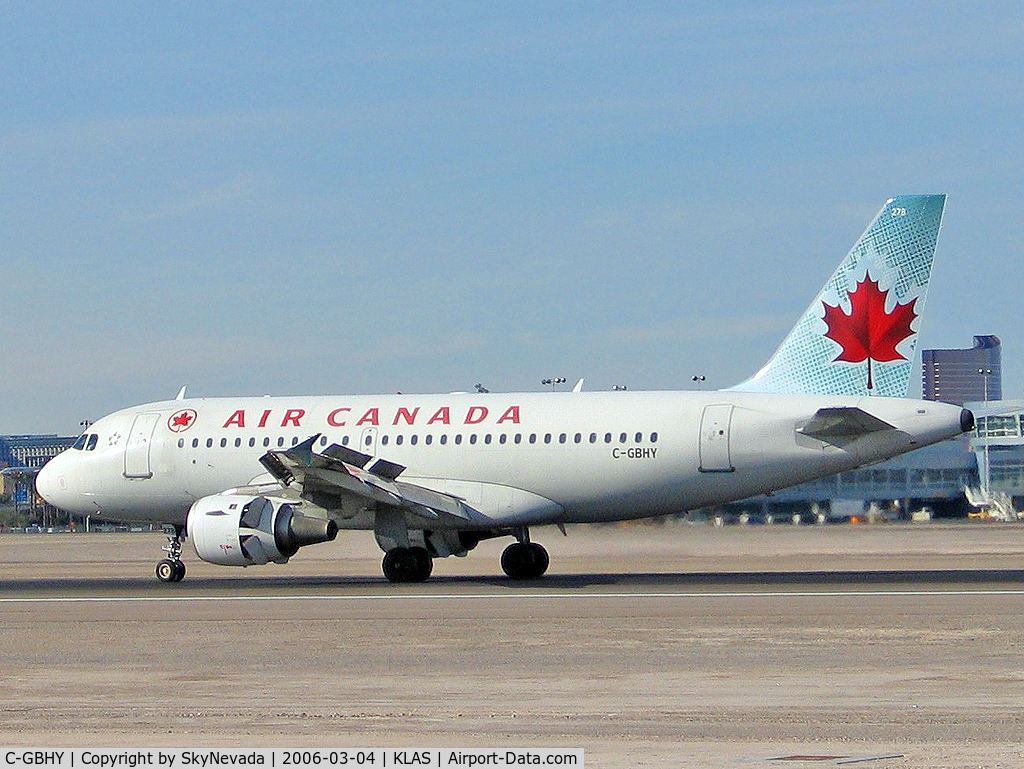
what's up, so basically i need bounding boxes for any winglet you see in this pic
[284,434,322,466]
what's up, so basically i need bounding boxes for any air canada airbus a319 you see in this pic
[37,195,973,583]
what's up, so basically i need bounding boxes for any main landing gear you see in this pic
[381,546,433,583]
[377,527,550,583]
[500,541,549,580]
[156,525,186,583]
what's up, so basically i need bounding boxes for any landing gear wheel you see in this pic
[383,547,427,583]
[501,542,549,580]
[527,542,549,577]
[410,547,433,582]
[156,525,186,583]
[156,559,181,583]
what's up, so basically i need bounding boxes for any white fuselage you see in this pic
[37,390,969,529]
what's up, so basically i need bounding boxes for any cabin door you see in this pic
[699,404,734,472]
[124,412,161,478]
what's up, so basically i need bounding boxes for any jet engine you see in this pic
[187,494,337,567]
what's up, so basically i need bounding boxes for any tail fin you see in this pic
[729,194,946,397]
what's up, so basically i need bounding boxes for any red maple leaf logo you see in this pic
[168,409,197,433]
[821,276,917,390]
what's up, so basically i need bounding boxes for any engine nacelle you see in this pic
[187,494,338,567]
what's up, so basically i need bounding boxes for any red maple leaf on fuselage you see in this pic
[821,276,917,390]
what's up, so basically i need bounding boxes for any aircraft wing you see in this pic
[259,434,477,525]
[798,407,896,440]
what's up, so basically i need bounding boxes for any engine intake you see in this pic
[187,494,337,567]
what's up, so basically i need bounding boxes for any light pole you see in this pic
[541,377,566,391]
[979,368,992,497]
[692,375,706,390]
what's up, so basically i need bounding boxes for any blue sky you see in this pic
[2,2,1022,434]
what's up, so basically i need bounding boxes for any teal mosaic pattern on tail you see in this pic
[730,194,946,397]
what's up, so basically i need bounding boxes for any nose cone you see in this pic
[35,453,75,512]
[961,408,976,433]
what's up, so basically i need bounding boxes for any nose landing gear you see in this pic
[156,525,186,583]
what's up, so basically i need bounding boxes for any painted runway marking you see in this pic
[3,588,1024,604]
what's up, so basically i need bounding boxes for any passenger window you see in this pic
[543,433,551,444]
[590,433,597,443]
[651,432,658,443]
[619,432,627,443]
[192,439,199,448]
[342,436,350,446]
[382,435,390,446]
[499,434,507,445]
[574,433,581,444]
[558,433,566,444]
[635,432,642,443]
[234,438,242,448]
[529,434,537,444]
[514,434,522,444]
[604,433,612,443]
[206,438,213,448]
[291,437,298,446]
[177,438,184,449]
[220,438,227,448]
[319,436,328,447]
[411,434,418,445]
[440,434,448,445]
[87,434,98,451]
[263,437,270,448]
[396,435,403,446]
[425,434,433,445]
[469,434,477,445]
[249,437,256,448]
[455,435,462,445]
[484,434,491,445]
[278,437,285,447]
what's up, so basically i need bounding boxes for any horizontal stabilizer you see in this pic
[798,407,895,440]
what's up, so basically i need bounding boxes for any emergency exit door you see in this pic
[699,404,734,472]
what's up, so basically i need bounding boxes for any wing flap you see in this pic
[259,438,475,524]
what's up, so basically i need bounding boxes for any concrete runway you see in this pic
[2,522,1024,768]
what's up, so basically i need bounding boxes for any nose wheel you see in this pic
[156,558,186,583]
[156,526,186,583]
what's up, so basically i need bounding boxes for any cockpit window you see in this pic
[72,434,88,450]
[86,434,98,451]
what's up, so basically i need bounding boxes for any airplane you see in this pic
[36,194,973,584]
